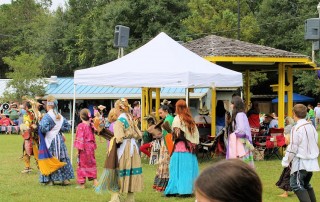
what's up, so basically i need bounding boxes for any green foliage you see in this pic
[183,0,260,42]
[249,72,268,86]
[0,0,54,78]
[0,0,320,96]
[43,0,190,76]
[295,70,320,95]
[2,53,47,101]
[256,0,317,51]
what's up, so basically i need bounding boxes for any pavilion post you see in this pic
[278,63,285,128]
[155,88,160,120]
[287,66,293,118]
[245,70,250,111]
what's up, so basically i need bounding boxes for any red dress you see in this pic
[74,122,97,184]
[248,114,260,128]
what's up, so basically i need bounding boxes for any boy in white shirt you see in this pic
[282,104,319,202]
[314,102,320,128]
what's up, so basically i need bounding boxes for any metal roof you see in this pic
[0,77,210,100]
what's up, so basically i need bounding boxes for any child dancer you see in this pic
[74,108,98,189]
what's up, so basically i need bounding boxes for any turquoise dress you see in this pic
[164,116,199,196]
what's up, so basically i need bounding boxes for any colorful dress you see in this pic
[96,113,143,194]
[74,122,97,184]
[20,109,39,171]
[39,110,74,183]
[153,114,174,192]
[164,115,199,196]
[226,112,254,168]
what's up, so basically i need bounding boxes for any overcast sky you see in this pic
[0,0,66,10]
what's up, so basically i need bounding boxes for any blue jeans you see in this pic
[310,117,315,127]
[290,170,313,192]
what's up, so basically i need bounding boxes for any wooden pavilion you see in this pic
[184,35,317,128]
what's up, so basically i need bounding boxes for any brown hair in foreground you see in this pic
[195,159,262,202]
[293,103,307,119]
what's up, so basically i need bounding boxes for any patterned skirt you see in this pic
[39,134,74,183]
[153,139,170,191]
[241,142,255,169]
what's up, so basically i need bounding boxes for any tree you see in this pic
[295,70,320,96]
[256,0,320,97]
[50,0,191,76]
[256,0,318,52]
[0,0,54,78]
[2,53,47,102]
[182,0,260,42]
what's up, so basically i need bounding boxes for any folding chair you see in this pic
[265,128,285,160]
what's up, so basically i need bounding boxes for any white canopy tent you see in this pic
[71,32,243,163]
[74,32,242,88]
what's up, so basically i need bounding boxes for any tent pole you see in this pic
[70,84,77,165]
[141,88,146,131]
[186,88,189,106]
[211,83,216,137]
[278,63,285,128]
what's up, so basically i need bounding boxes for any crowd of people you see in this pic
[8,94,320,202]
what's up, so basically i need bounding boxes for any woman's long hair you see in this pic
[172,127,191,153]
[228,96,245,132]
[216,100,226,117]
[175,99,196,134]
[247,101,260,116]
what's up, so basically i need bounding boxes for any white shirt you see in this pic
[172,115,199,144]
[269,119,278,128]
[314,106,320,117]
[282,119,320,174]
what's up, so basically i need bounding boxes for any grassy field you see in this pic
[0,134,319,202]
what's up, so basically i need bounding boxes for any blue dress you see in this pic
[39,113,74,183]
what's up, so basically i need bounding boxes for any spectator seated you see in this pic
[0,113,19,134]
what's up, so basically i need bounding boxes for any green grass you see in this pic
[0,134,319,202]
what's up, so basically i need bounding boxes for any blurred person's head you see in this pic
[293,104,307,121]
[285,116,294,126]
[175,99,196,134]
[79,108,90,122]
[114,98,130,113]
[231,96,245,114]
[159,104,170,119]
[107,108,119,123]
[264,114,274,123]
[195,159,262,202]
